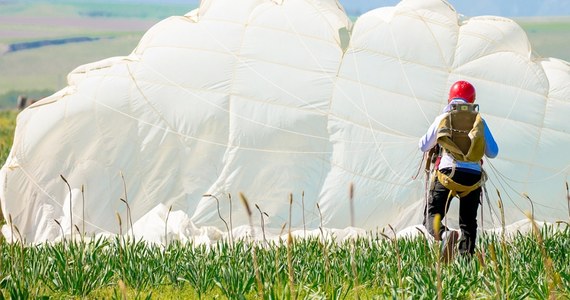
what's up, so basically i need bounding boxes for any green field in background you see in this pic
[0,0,192,22]
[0,1,195,107]
[517,18,570,60]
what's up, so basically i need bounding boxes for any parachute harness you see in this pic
[433,103,487,197]
[422,102,492,235]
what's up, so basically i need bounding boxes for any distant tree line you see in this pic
[7,37,101,53]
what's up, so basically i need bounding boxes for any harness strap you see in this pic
[436,170,482,198]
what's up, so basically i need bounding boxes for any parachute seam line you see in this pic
[125,68,154,211]
[196,17,334,116]
[398,10,458,69]
[246,1,274,25]
[93,66,109,159]
[526,82,550,188]
[328,158,416,185]
[279,6,350,122]
[350,47,409,180]
[126,64,186,147]
[278,0,413,187]
[280,5,419,143]
[199,17,342,46]
[456,50,539,76]
[355,9,454,38]
[126,62,192,211]
[145,44,339,76]
[303,0,348,45]
[414,10,450,126]
[285,4,420,186]
[118,64,153,209]
[140,62,337,142]
[336,70,440,103]
[106,65,154,226]
[448,64,547,98]
[196,16,336,117]
[324,61,421,140]
[348,46,449,73]
[95,100,397,155]
[388,19,429,125]
[225,14,248,176]
[94,100,359,154]
[14,164,109,233]
[85,70,437,127]
[352,17,387,38]
[89,70,333,116]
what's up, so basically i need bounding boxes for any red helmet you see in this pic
[448,80,476,103]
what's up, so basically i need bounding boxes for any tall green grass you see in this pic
[0,225,568,299]
[0,110,17,165]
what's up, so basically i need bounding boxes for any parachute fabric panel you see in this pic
[0,0,569,244]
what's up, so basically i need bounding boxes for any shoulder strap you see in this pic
[436,105,486,163]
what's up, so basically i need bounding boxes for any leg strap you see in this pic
[436,170,481,198]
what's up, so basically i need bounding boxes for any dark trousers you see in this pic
[423,168,481,255]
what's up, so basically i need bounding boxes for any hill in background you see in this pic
[0,0,196,108]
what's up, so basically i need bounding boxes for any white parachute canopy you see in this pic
[1,0,569,244]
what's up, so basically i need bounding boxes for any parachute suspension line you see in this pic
[481,182,499,229]
[487,161,563,212]
[482,161,531,217]
[478,169,500,231]
[423,157,436,236]
[483,155,570,184]
[442,189,453,237]
[388,22,430,126]
[411,153,426,180]
[479,187,484,233]
[424,173,429,233]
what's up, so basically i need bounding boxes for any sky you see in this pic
[338,0,570,17]
[151,0,570,17]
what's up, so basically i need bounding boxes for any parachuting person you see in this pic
[418,80,499,261]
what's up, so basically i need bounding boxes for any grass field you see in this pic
[0,224,569,299]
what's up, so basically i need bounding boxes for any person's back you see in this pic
[418,80,498,261]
